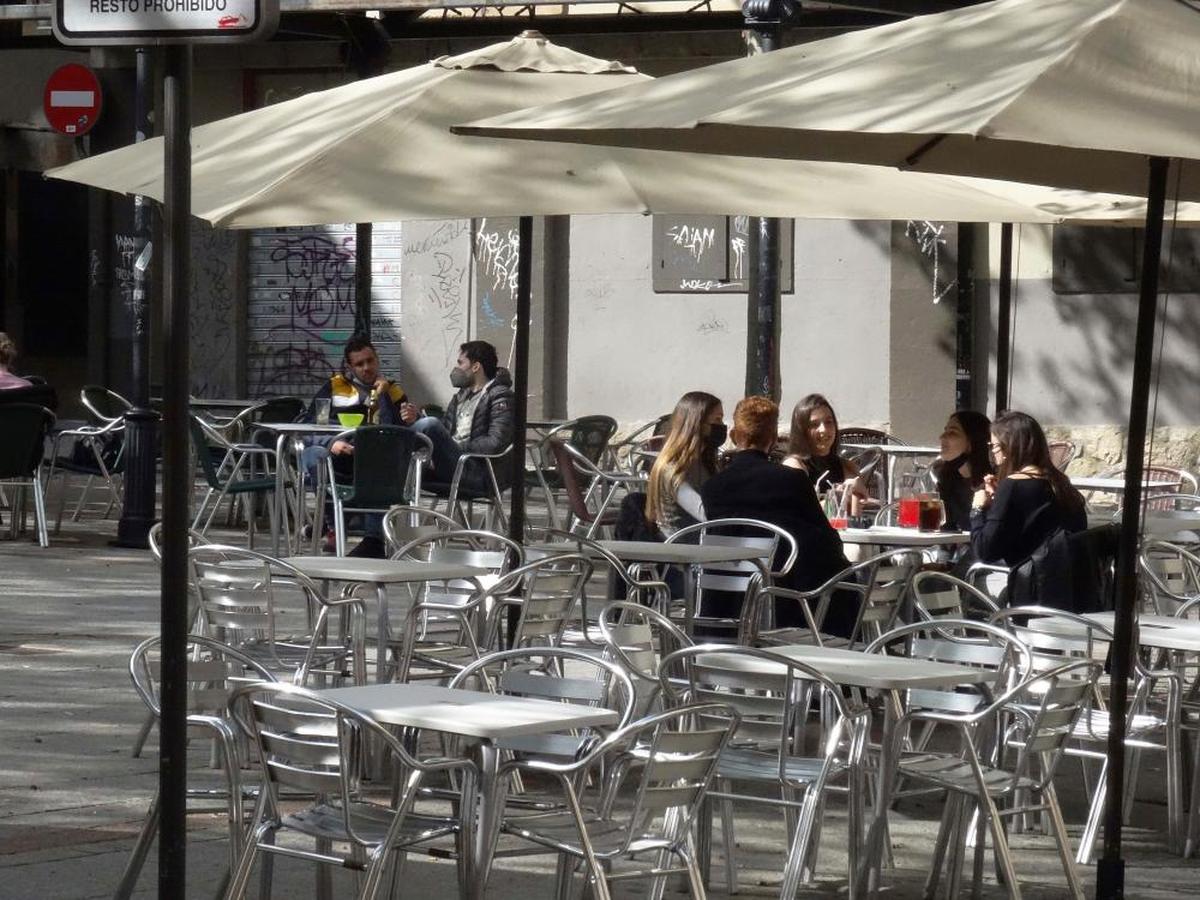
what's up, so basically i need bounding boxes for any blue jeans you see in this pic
[301,442,382,540]
[409,416,466,485]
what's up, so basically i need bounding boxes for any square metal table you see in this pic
[284,557,488,683]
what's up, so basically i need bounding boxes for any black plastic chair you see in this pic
[0,381,58,412]
[321,425,433,556]
[0,403,56,546]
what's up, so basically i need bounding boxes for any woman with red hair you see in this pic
[701,396,856,635]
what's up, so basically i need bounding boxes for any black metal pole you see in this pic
[116,46,160,549]
[741,0,791,401]
[1095,155,1169,900]
[355,222,372,337]
[507,216,532,546]
[158,43,192,900]
[994,222,1013,416]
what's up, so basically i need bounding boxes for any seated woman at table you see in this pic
[933,409,992,532]
[782,393,869,503]
[702,396,855,635]
[646,391,725,539]
[971,410,1087,576]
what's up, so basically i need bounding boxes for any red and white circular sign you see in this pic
[43,64,102,137]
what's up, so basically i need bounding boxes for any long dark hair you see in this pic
[992,411,1084,516]
[952,409,993,488]
[786,393,839,460]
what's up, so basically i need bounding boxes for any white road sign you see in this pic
[53,0,278,45]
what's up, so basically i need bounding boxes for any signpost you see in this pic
[51,0,277,45]
[43,63,102,136]
[49,4,278,897]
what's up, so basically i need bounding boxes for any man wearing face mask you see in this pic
[399,340,514,495]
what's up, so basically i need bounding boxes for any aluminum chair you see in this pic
[666,517,797,642]
[749,549,922,649]
[497,701,740,900]
[394,552,592,685]
[189,414,280,546]
[602,413,671,477]
[598,600,694,716]
[115,635,276,900]
[525,416,618,530]
[0,403,54,547]
[891,657,1099,900]
[188,544,367,686]
[1171,593,1200,855]
[1140,539,1200,614]
[1047,439,1078,472]
[319,425,432,556]
[990,606,1184,864]
[226,681,472,900]
[910,570,1001,624]
[381,504,459,555]
[658,644,870,897]
[45,387,128,531]
[548,439,644,538]
[421,442,512,531]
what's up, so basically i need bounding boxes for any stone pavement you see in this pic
[1,515,1198,898]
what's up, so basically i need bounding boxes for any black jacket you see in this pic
[440,380,516,486]
[701,450,850,593]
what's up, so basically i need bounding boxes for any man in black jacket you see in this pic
[400,340,514,493]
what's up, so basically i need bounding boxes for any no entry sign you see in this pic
[43,64,102,136]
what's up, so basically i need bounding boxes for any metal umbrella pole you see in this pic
[994,222,1014,415]
[1097,154,1169,900]
[506,215,532,547]
[157,43,192,900]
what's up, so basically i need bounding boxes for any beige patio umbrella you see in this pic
[45,28,1199,227]
[460,1,1200,890]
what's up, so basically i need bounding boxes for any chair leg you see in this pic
[1076,759,1107,865]
[1043,782,1086,900]
[924,792,961,900]
[113,792,160,900]
[132,712,156,757]
[978,793,1020,900]
[720,792,738,893]
[32,476,49,547]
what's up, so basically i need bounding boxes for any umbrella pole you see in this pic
[507,215,532,546]
[994,222,1013,415]
[158,43,193,900]
[1097,154,1168,900]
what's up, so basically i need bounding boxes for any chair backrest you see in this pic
[1004,659,1101,792]
[987,607,1116,708]
[1047,440,1077,471]
[344,425,432,509]
[0,381,59,411]
[549,439,603,525]
[661,644,868,775]
[382,505,459,553]
[598,600,694,691]
[668,518,798,635]
[851,550,923,645]
[597,702,739,853]
[1139,539,1200,614]
[560,414,618,465]
[485,553,594,650]
[866,619,1032,717]
[189,414,232,489]
[0,403,55,478]
[82,384,132,424]
[188,544,357,683]
[449,646,638,759]
[395,528,523,609]
[910,570,1000,625]
[253,396,305,424]
[527,527,673,613]
[129,634,277,720]
[148,521,212,562]
[838,427,906,447]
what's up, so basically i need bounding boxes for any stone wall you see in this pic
[1045,424,1200,480]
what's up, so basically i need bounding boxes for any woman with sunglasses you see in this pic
[970,410,1086,568]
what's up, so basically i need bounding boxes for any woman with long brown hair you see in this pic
[971,410,1086,567]
[783,393,865,497]
[646,391,725,538]
[933,409,993,532]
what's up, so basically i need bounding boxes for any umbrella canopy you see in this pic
[46,28,1199,227]
[461,0,1200,200]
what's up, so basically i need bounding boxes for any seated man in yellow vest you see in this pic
[302,335,408,556]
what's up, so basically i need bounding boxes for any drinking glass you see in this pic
[314,398,331,424]
[918,496,945,532]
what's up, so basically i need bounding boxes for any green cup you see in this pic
[336,412,364,428]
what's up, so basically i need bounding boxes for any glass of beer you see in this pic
[918,496,945,532]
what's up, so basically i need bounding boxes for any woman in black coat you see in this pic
[971,410,1087,571]
[701,396,854,635]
